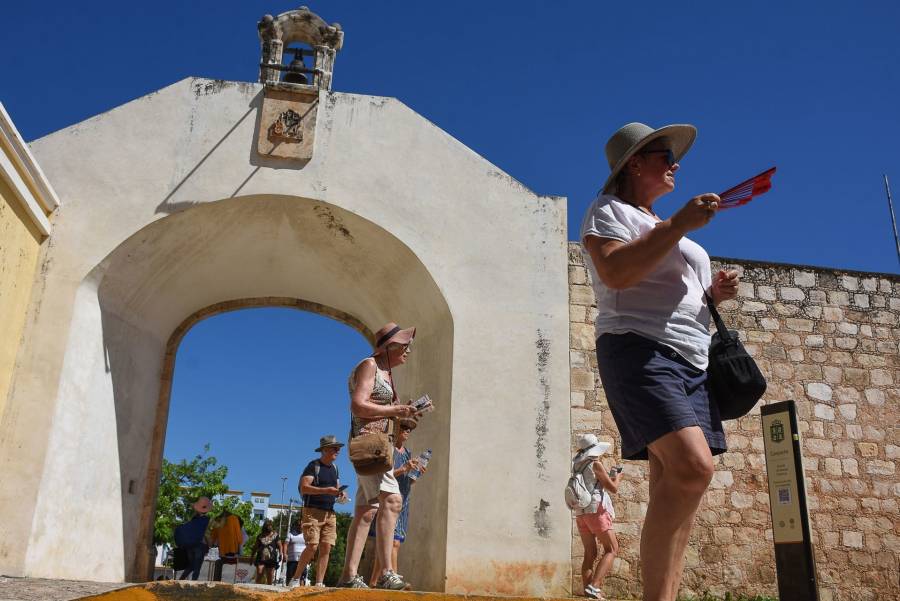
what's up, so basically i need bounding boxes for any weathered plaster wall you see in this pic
[0,177,43,419]
[0,78,572,595]
[569,243,899,600]
[0,101,58,425]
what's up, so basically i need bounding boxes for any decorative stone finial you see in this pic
[257,6,344,91]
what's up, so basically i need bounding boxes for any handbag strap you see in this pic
[680,249,736,344]
[384,362,398,438]
[703,290,736,344]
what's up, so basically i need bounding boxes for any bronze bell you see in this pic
[282,52,308,84]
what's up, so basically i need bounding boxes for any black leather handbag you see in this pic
[705,292,768,420]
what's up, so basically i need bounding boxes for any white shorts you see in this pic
[355,470,401,506]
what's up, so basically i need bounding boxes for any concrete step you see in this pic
[82,581,607,601]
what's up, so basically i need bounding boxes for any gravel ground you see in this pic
[0,576,132,601]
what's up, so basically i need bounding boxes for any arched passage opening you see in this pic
[157,301,374,583]
[35,195,453,589]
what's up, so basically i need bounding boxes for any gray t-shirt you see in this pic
[580,194,712,369]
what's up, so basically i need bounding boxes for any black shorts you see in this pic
[596,332,726,460]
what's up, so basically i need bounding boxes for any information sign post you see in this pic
[761,400,819,600]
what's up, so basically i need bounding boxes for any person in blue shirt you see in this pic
[175,497,211,580]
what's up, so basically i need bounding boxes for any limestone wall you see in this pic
[568,242,899,601]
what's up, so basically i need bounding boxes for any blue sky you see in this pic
[2,1,898,498]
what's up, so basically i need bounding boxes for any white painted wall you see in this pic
[0,78,571,595]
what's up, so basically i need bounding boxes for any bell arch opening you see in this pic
[41,195,453,589]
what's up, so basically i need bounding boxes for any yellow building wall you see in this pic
[0,175,43,420]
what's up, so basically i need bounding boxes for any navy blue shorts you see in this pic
[596,332,726,461]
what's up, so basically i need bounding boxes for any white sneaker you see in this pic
[314,582,326,588]
[584,584,605,600]
[289,579,300,588]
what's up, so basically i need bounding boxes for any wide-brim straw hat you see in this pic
[576,433,611,458]
[315,434,345,452]
[372,322,416,355]
[398,418,418,431]
[601,122,697,195]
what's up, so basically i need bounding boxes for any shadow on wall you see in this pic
[79,195,454,587]
[156,85,318,216]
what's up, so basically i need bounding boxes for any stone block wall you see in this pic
[568,242,899,601]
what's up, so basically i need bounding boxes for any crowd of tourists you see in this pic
[175,120,742,601]
[173,322,429,590]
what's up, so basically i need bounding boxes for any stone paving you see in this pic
[0,576,131,601]
[0,579,593,601]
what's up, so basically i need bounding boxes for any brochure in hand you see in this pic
[410,394,435,414]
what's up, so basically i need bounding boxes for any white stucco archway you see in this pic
[0,78,572,595]
[87,195,453,583]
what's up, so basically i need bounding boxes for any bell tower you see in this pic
[255,6,343,162]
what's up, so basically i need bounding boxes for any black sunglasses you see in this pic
[640,149,676,167]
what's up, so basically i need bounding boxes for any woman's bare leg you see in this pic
[590,529,618,589]
[640,426,714,601]
[340,504,377,581]
[369,551,381,587]
[578,527,598,591]
[374,492,403,577]
[391,540,400,575]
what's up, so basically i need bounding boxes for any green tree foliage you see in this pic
[153,445,258,553]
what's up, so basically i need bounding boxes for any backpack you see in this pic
[564,458,597,510]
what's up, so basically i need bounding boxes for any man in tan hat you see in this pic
[288,435,348,588]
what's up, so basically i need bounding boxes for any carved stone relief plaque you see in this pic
[270,109,303,141]
[256,88,318,161]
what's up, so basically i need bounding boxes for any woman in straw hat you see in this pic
[339,322,419,591]
[573,434,622,601]
[580,123,739,600]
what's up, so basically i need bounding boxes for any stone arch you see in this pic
[136,297,373,579]
[30,194,453,588]
[5,78,572,596]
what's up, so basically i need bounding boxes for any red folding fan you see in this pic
[718,167,777,209]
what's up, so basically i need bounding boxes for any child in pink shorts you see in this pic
[572,434,622,600]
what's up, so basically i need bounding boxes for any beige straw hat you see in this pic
[372,322,416,355]
[601,122,697,194]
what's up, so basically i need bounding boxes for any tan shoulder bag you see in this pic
[348,360,396,475]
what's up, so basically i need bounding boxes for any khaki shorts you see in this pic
[301,507,337,546]
[355,469,401,507]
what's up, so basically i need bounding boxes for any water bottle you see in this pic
[409,449,432,481]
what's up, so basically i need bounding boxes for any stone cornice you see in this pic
[0,102,60,236]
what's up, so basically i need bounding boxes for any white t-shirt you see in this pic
[580,194,712,369]
[285,531,306,561]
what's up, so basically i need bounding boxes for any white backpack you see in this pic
[564,459,596,510]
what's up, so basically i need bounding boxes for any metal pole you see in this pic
[278,477,287,536]
[884,175,900,267]
[276,477,288,585]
